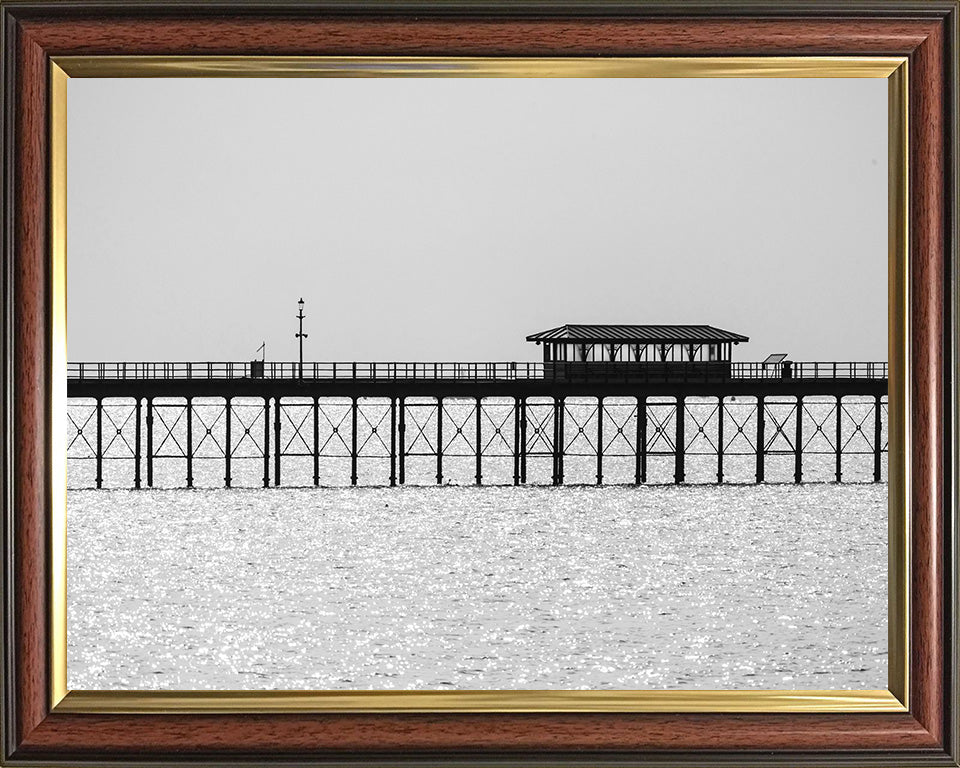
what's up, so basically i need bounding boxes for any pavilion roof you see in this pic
[525,324,749,345]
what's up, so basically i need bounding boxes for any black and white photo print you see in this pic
[65,75,889,691]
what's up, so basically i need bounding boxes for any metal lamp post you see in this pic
[295,298,308,379]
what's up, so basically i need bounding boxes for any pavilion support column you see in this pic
[874,394,883,483]
[134,397,142,490]
[389,397,397,487]
[794,396,803,484]
[717,395,724,485]
[274,397,281,487]
[146,398,154,488]
[756,395,765,484]
[186,397,194,489]
[398,397,406,485]
[224,397,232,489]
[674,396,685,485]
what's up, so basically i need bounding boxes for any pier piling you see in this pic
[186,397,194,489]
[794,396,803,484]
[273,397,281,487]
[95,398,103,490]
[717,396,724,484]
[874,394,882,482]
[475,397,482,485]
[225,397,232,488]
[436,397,443,485]
[146,398,154,488]
[262,397,270,488]
[390,397,397,487]
[637,396,647,484]
[519,397,527,484]
[313,397,319,487]
[835,395,843,483]
[674,396,685,485]
[596,397,604,486]
[513,397,520,486]
[398,397,406,485]
[756,396,765,484]
[351,397,359,486]
[134,397,142,489]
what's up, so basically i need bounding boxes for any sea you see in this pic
[66,397,888,691]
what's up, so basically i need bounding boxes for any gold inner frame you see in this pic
[48,55,910,714]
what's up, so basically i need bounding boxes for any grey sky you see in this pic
[67,77,887,363]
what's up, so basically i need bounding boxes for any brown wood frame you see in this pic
[1,2,957,765]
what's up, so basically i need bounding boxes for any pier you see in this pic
[67,359,887,490]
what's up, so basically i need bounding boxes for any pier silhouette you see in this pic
[67,325,887,489]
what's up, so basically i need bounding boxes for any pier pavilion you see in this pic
[525,324,750,380]
[526,324,749,364]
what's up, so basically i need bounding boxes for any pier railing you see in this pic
[68,360,889,381]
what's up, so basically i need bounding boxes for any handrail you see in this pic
[66,361,889,381]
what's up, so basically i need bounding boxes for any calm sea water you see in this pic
[67,483,887,691]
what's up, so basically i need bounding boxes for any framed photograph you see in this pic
[2,2,957,766]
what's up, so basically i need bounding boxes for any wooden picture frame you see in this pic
[1,1,957,765]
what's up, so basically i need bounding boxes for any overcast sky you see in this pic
[67,77,887,363]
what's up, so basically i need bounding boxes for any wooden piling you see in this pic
[146,398,153,488]
[716,396,724,485]
[313,396,320,487]
[389,397,397,487]
[835,395,843,483]
[351,397,359,486]
[134,397,142,489]
[436,397,443,485]
[874,394,882,482]
[596,396,604,485]
[273,397,281,487]
[475,397,482,485]
[95,397,103,489]
[398,397,406,485]
[756,395,765,484]
[224,397,232,488]
[794,395,803,484]
[186,397,193,489]
[262,397,270,488]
